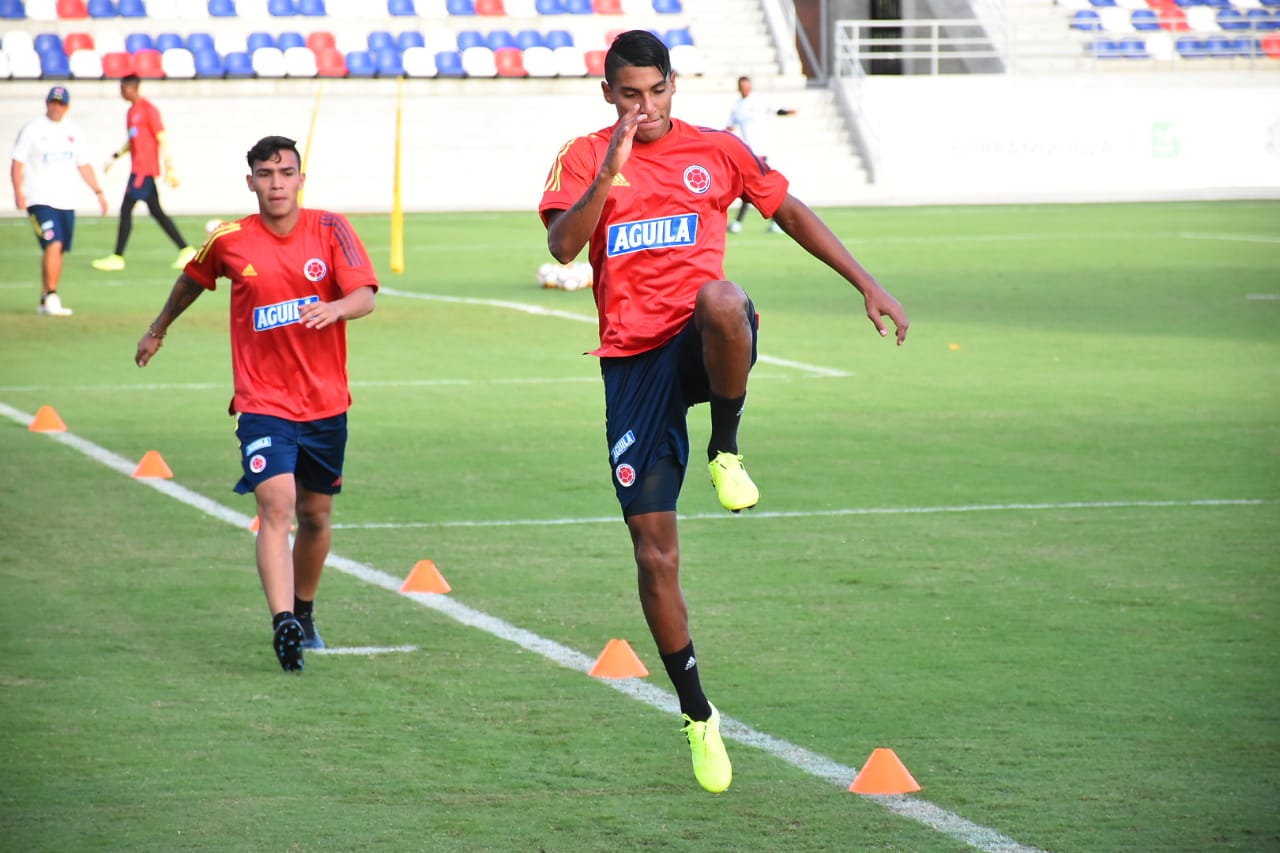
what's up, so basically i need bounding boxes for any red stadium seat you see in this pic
[584,48,605,76]
[57,0,89,16]
[133,47,164,77]
[315,46,347,76]
[593,0,623,12]
[605,28,628,47]
[101,51,135,77]
[1262,33,1280,57]
[475,0,505,12]
[494,46,525,75]
[63,32,94,53]
[306,30,335,51]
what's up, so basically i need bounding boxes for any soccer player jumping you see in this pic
[134,136,378,673]
[539,31,908,793]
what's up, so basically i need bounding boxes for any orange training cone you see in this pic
[132,450,174,479]
[589,638,649,679]
[400,559,451,594]
[28,405,67,432]
[849,748,921,795]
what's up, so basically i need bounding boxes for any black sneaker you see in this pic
[273,617,305,672]
[297,611,326,650]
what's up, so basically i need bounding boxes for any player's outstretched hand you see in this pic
[865,287,909,345]
[135,332,162,367]
[605,104,645,177]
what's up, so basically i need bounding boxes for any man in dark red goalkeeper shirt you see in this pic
[135,135,377,674]
[540,30,908,794]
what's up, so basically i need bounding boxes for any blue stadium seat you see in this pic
[40,50,71,77]
[1175,35,1208,56]
[1120,36,1148,57]
[187,31,214,52]
[486,29,515,50]
[388,0,415,13]
[1131,9,1161,30]
[298,0,324,13]
[119,0,145,16]
[456,29,484,49]
[435,49,463,75]
[268,0,297,14]
[87,0,117,15]
[345,49,376,76]
[1070,10,1101,30]
[1090,38,1123,57]
[1226,36,1254,53]
[278,31,304,49]
[514,29,544,49]
[446,0,474,13]
[663,27,692,47]
[247,31,275,51]
[397,30,425,50]
[652,0,681,12]
[545,28,573,48]
[34,32,62,53]
[0,0,25,19]
[367,30,394,51]
[564,0,591,13]
[375,47,403,75]
[194,48,224,76]
[208,0,236,16]
[224,50,255,77]
[126,32,156,52]
[1204,34,1233,55]
[536,0,565,11]
[155,32,184,51]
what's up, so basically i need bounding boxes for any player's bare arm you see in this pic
[773,194,910,345]
[10,161,25,210]
[135,274,204,367]
[299,285,376,329]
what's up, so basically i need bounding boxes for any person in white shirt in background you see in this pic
[10,86,109,316]
[724,75,796,234]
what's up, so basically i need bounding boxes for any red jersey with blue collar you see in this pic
[184,209,379,421]
[540,118,788,357]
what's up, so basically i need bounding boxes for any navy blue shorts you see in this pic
[233,412,348,496]
[123,174,159,203]
[600,301,758,517]
[27,205,75,252]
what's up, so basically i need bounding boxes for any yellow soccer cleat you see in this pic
[91,253,126,272]
[172,246,197,269]
[708,451,759,513]
[682,703,732,793]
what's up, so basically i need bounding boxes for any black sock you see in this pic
[272,610,296,630]
[707,392,746,461]
[294,597,313,619]
[661,641,712,721]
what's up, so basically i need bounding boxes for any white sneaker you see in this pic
[727,221,742,234]
[767,221,784,233]
[38,292,73,316]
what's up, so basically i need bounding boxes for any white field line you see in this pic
[2,400,1043,853]
[326,498,1268,530]
[310,645,419,656]
[1176,232,1280,245]
[379,287,851,378]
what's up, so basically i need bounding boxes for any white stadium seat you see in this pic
[0,52,11,80]
[670,43,704,76]
[252,46,287,77]
[1098,7,1135,32]
[2,30,34,56]
[69,48,104,78]
[523,45,557,77]
[24,0,57,21]
[402,45,438,77]
[95,31,127,54]
[283,45,318,77]
[461,45,497,77]
[8,50,42,79]
[162,47,197,78]
[553,45,587,76]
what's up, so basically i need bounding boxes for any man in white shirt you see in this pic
[10,86,109,316]
[724,76,795,234]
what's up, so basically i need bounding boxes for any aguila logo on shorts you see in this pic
[610,430,636,463]
[683,165,711,195]
[253,294,319,331]
[615,463,636,488]
[303,257,328,282]
[606,214,698,257]
[249,454,267,474]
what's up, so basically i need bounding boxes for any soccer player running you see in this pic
[93,74,196,273]
[539,31,908,794]
[10,85,110,316]
[134,136,378,673]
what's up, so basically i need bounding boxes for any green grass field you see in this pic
[1,201,1278,852]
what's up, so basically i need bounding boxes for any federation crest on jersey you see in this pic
[615,463,636,488]
[683,165,711,195]
[303,257,328,282]
[249,454,267,474]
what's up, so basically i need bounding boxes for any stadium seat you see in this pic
[155,32,183,51]
[33,32,61,53]
[1097,7,1133,30]
[446,0,473,13]
[0,52,11,77]
[100,49,134,76]
[268,0,295,14]
[187,31,214,52]
[38,47,69,74]
[652,0,680,12]
[1157,7,1190,30]
[223,50,255,76]
[237,0,269,17]
[456,28,483,49]
[1132,9,1161,30]
[145,0,180,15]
[119,0,145,15]
[374,46,403,74]
[475,0,502,12]
[536,0,565,12]
[1144,29,1175,57]
[485,29,515,49]
[3,30,35,52]
[513,29,543,48]
[306,30,334,50]
[344,48,375,75]
[619,0,650,12]
[0,0,25,19]
[314,44,344,74]
[8,48,42,77]
[1184,6,1220,29]
[582,46,603,73]
[277,30,305,49]
[504,0,535,12]
[545,28,572,47]
[56,0,88,16]
[207,0,235,16]
[592,0,622,12]
[87,0,116,15]
[388,0,416,13]
[522,43,555,75]
[552,43,585,74]
[367,29,394,51]
[128,32,158,52]
[494,45,524,74]
[26,0,56,19]
[670,42,702,74]
[1217,8,1248,29]
[663,26,692,45]
[298,0,324,13]
[283,44,315,74]
[251,45,285,74]
[401,43,436,74]
[1090,37,1124,56]
[564,0,590,12]
[193,47,224,75]
[460,43,495,74]
[1175,35,1208,55]
[246,31,274,51]
[162,46,195,76]
[1071,10,1101,29]
[69,46,101,75]
[334,28,364,52]
[133,46,162,75]
[1261,32,1280,53]
[397,30,424,49]
[94,29,124,52]
[214,31,247,53]
[434,48,463,74]
[63,31,92,51]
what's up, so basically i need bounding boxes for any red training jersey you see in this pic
[539,118,788,357]
[184,209,379,421]
[126,97,163,178]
